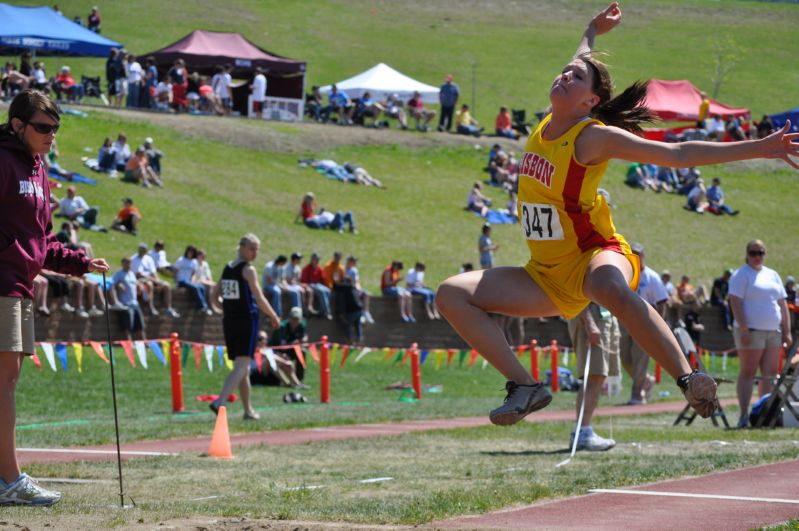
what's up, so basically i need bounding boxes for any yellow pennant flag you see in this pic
[435,350,443,370]
[330,344,338,366]
[224,348,233,370]
[73,343,83,373]
[162,341,171,364]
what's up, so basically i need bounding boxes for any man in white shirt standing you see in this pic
[212,64,233,114]
[250,67,267,119]
[126,54,143,108]
[619,243,668,405]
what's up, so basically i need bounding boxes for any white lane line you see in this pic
[36,477,114,484]
[18,448,176,457]
[589,489,799,505]
[358,477,394,484]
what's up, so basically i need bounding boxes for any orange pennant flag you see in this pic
[339,345,350,368]
[193,344,203,370]
[119,341,136,368]
[293,344,306,368]
[517,345,527,358]
[468,349,479,368]
[447,349,456,367]
[308,343,319,363]
[89,341,109,364]
[30,352,42,369]
[399,348,412,366]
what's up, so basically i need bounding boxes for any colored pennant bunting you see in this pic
[134,341,148,369]
[73,343,83,373]
[263,348,278,372]
[149,341,166,365]
[308,343,319,363]
[339,345,350,368]
[40,343,56,372]
[30,352,42,369]
[293,344,306,368]
[420,350,429,365]
[89,341,109,363]
[55,343,68,372]
[354,347,372,363]
[203,345,214,372]
[119,341,136,367]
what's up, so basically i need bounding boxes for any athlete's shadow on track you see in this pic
[481,448,570,456]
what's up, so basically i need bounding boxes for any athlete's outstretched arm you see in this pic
[574,2,622,58]
[576,120,799,169]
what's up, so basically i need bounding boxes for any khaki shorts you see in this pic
[733,327,781,350]
[0,296,35,355]
[568,305,619,377]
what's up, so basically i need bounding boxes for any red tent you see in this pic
[142,30,306,112]
[644,79,750,122]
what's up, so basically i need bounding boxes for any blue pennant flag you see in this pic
[420,350,430,365]
[55,343,69,372]
[148,341,167,365]
[217,345,225,366]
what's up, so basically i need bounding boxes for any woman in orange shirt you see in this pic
[436,2,798,427]
[495,106,518,139]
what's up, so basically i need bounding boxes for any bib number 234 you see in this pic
[520,202,564,241]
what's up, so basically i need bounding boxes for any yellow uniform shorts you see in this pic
[524,247,640,319]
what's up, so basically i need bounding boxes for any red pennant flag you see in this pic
[339,345,350,368]
[119,341,136,368]
[254,347,264,373]
[517,345,527,358]
[294,344,306,368]
[308,343,319,363]
[468,349,479,367]
[447,349,455,367]
[193,344,202,370]
[89,341,109,364]
[30,352,42,369]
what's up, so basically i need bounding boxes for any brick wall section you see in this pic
[31,290,788,353]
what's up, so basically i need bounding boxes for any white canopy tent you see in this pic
[320,63,440,104]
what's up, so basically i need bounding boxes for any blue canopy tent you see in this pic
[0,3,122,56]
[770,108,799,133]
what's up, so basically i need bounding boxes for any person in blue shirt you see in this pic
[706,177,739,215]
[323,85,353,125]
[111,256,146,340]
[438,74,460,132]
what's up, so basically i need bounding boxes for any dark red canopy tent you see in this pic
[642,80,750,141]
[141,30,306,114]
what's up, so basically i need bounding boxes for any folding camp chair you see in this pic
[511,109,534,136]
[751,347,799,428]
[672,326,731,428]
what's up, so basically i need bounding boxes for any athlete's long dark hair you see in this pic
[580,53,656,134]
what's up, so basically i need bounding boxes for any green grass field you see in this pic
[3,1,799,526]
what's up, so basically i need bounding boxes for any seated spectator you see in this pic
[684,178,709,213]
[725,116,746,141]
[175,245,213,315]
[281,252,310,316]
[705,177,739,216]
[33,274,50,315]
[405,262,441,320]
[54,66,84,102]
[677,275,697,305]
[706,114,725,141]
[323,84,353,124]
[408,91,436,131]
[676,167,701,195]
[495,106,519,139]
[295,192,357,234]
[466,181,491,217]
[186,71,201,111]
[381,93,408,130]
[460,262,474,273]
[710,268,734,329]
[58,185,100,228]
[786,276,796,305]
[756,114,775,139]
[661,270,681,325]
[143,137,164,175]
[195,248,221,313]
[655,166,678,193]
[489,151,517,189]
[300,253,332,319]
[625,162,653,190]
[30,62,50,92]
[305,85,323,122]
[1,62,29,98]
[353,91,383,127]
[43,138,74,180]
[682,300,705,345]
[322,251,346,290]
[124,146,163,187]
[344,255,374,324]
[197,76,223,114]
[87,6,101,33]
[455,104,482,137]
[263,311,310,388]
[55,221,93,258]
[506,190,519,223]
[149,240,176,276]
[95,136,117,173]
[111,197,141,235]
[155,77,173,111]
[262,255,288,318]
[112,133,131,171]
[111,257,147,341]
[40,269,87,316]
[381,261,414,322]
[131,242,179,317]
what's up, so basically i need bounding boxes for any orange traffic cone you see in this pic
[208,405,234,459]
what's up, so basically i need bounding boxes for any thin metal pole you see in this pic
[102,272,125,508]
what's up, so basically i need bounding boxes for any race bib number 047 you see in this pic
[520,202,564,241]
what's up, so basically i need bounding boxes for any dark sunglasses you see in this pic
[748,250,766,257]
[27,121,60,135]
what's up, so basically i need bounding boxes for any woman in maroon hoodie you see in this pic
[0,90,109,506]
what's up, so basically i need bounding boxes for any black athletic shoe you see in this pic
[489,381,552,426]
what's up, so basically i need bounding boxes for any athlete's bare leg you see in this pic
[437,267,560,384]
[582,251,692,379]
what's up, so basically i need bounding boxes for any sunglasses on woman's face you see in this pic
[748,250,766,257]
[27,121,60,135]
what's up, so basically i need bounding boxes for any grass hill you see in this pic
[2,0,798,292]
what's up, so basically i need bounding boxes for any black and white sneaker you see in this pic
[489,381,552,426]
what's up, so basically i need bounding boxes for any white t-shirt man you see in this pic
[112,139,131,167]
[252,73,266,102]
[33,67,47,84]
[127,61,142,84]
[637,266,668,307]
[212,72,231,99]
[60,195,89,218]
[131,253,158,278]
[729,264,787,331]
[405,268,425,289]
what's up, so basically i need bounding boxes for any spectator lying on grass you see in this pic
[295,192,357,234]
